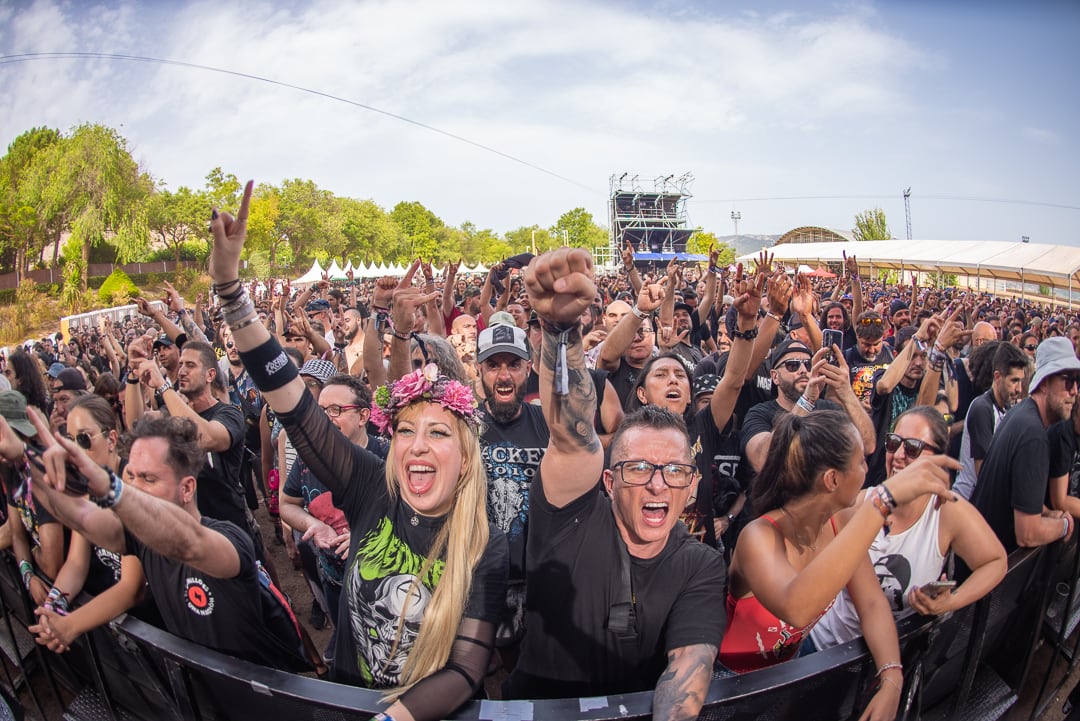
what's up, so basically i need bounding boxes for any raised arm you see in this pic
[597,283,663,372]
[791,273,822,352]
[812,347,876,455]
[845,253,864,321]
[526,248,604,508]
[137,358,234,452]
[698,247,719,326]
[712,265,763,431]
[621,241,643,296]
[441,260,461,319]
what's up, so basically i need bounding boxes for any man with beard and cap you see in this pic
[153,334,181,385]
[954,342,1029,499]
[477,322,549,657]
[740,338,875,474]
[974,338,1080,552]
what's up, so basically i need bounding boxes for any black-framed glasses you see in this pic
[780,359,812,373]
[884,433,941,458]
[612,460,696,488]
[322,404,363,418]
[65,430,103,450]
[633,327,655,339]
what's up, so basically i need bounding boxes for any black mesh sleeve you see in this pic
[397,618,495,721]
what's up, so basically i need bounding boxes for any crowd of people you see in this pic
[0,183,1079,720]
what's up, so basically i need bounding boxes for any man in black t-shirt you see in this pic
[598,283,664,410]
[742,339,875,475]
[22,415,308,672]
[507,249,724,718]
[972,338,1080,553]
[477,324,549,584]
[134,341,250,533]
[845,310,894,410]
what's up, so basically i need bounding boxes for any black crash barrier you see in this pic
[0,541,1073,721]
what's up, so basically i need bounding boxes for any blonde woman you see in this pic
[207,183,508,721]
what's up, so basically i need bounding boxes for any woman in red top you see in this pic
[721,410,958,721]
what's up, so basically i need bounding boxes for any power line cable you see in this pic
[0,51,600,193]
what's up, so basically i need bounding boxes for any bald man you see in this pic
[971,321,997,350]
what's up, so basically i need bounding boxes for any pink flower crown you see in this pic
[370,363,478,435]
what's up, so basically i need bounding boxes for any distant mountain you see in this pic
[713,234,780,258]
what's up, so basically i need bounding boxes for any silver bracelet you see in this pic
[227,313,261,332]
[222,300,256,325]
[631,305,649,320]
[220,290,252,316]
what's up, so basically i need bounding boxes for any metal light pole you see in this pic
[731,211,741,236]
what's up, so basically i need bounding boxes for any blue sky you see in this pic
[1,0,1077,247]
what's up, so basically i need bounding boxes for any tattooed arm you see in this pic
[525,248,604,509]
[652,644,717,721]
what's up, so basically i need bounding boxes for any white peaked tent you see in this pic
[464,263,489,275]
[293,260,325,285]
[326,260,348,280]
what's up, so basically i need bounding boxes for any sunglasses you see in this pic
[884,433,941,458]
[1057,374,1080,392]
[858,318,884,326]
[65,430,103,450]
[1024,344,1037,351]
[780,359,812,372]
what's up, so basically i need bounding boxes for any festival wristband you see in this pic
[237,338,300,393]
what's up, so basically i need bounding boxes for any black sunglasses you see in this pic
[885,433,941,458]
[780,359,812,373]
[65,430,103,450]
[1056,374,1080,392]
[1024,344,1037,351]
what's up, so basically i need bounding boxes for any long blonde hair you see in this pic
[381,402,490,700]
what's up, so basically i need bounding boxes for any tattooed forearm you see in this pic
[540,326,601,454]
[652,644,717,721]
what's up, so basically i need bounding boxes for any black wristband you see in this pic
[237,338,300,392]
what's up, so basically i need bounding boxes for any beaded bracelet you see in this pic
[90,469,125,509]
[867,487,891,523]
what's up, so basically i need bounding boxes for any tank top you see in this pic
[810,495,946,649]
[718,516,835,673]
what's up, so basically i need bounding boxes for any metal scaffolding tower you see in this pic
[606,173,695,267]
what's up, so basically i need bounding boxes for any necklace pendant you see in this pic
[410,514,419,526]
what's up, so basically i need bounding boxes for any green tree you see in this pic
[686,229,736,264]
[390,201,446,261]
[853,207,892,241]
[458,222,507,264]
[504,225,556,255]
[0,127,62,279]
[203,167,241,213]
[550,208,607,249]
[146,186,209,265]
[339,198,401,264]
[24,124,152,291]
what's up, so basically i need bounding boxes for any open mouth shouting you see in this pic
[406,462,436,496]
[642,500,670,527]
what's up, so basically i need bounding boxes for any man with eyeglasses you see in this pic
[506,248,725,718]
[974,338,1080,553]
[741,338,875,474]
[846,310,895,409]
[281,372,384,663]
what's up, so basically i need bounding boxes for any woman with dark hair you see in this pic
[1019,332,1039,360]
[4,349,50,414]
[29,394,148,653]
[720,410,957,719]
[810,407,1005,650]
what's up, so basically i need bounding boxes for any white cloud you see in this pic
[1,0,1075,243]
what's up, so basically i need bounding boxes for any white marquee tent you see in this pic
[737,239,1080,302]
[292,260,325,285]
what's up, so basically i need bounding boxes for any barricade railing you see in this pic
[0,541,1069,721]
